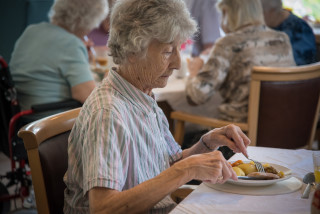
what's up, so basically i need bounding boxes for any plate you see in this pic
[227,162,292,187]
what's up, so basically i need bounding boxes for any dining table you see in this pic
[170,146,315,214]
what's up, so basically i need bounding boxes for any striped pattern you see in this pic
[64,68,182,213]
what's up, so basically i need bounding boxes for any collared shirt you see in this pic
[64,68,182,213]
[186,25,296,122]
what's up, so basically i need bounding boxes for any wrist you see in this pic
[200,135,219,151]
[200,135,212,151]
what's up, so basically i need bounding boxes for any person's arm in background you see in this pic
[198,0,220,54]
[71,81,96,103]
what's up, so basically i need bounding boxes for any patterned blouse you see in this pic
[186,25,296,122]
[64,68,182,213]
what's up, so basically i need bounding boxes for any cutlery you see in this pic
[237,176,266,180]
[301,172,315,199]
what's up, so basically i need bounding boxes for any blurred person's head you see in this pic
[216,0,265,33]
[260,0,286,28]
[49,0,109,37]
[108,0,197,65]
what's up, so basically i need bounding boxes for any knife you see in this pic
[237,176,266,180]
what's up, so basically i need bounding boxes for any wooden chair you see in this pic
[171,62,320,149]
[18,108,81,214]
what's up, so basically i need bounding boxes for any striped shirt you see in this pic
[64,68,182,213]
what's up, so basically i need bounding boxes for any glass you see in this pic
[94,46,109,67]
[313,151,320,184]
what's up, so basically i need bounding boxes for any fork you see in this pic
[247,158,265,173]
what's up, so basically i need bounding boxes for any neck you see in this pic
[118,65,153,96]
[265,9,290,28]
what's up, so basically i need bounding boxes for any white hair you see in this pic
[49,0,109,34]
[216,0,265,32]
[108,0,197,65]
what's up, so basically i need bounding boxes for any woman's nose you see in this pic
[171,48,181,70]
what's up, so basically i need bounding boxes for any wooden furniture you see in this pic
[171,63,320,149]
[18,108,81,214]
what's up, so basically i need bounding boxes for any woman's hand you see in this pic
[187,57,204,77]
[175,150,237,183]
[202,124,250,158]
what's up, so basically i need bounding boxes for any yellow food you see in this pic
[238,163,257,175]
[232,167,245,176]
[231,160,285,179]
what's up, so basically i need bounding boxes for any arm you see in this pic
[71,80,96,103]
[181,124,250,160]
[88,124,248,213]
[89,150,234,214]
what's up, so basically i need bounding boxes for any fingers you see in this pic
[224,125,249,158]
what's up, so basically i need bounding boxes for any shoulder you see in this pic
[278,13,313,32]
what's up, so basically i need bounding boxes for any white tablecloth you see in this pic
[170,146,314,214]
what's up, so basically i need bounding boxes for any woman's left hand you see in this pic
[202,124,250,158]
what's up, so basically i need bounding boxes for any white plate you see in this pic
[227,162,292,187]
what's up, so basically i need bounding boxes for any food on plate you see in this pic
[237,163,257,175]
[247,172,280,180]
[232,167,245,176]
[230,160,285,179]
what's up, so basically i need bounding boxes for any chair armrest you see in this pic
[170,111,248,131]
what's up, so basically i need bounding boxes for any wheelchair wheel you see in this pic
[0,181,11,213]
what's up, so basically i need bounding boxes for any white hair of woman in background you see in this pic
[64,0,250,213]
[10,0,109,110]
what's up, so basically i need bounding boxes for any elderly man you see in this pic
[261,0,317,65]
[63,0,250,213]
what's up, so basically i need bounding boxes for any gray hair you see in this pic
[108,0,197,65]
[216,0,265,32]
[49,0,109,34]
[260,0,283,12]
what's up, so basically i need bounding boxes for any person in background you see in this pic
[186,0,296,123]
[9,0,109,110]
[261,0,317,65]
[87,0,117,46]
[184,0,221,57]
[63,0,250,213]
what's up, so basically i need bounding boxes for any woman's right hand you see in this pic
[175,150,237,184]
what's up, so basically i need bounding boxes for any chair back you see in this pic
[18,108,81,214]
[248,63,320,149]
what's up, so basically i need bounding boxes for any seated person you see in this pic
[87,0,117,47]
[9,0,109,110]
[261,0,317,65]
[63,0,250,213]
[186,0,296,123]
[184,0,221,57]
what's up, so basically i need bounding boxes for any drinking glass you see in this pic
[313,151,320,184]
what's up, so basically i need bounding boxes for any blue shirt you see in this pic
[10,22,94,110]
[274,13,317,65]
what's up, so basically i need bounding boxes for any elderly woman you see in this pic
[186,0,296,123]
[64,0,250,213]
[9,0,109,110]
